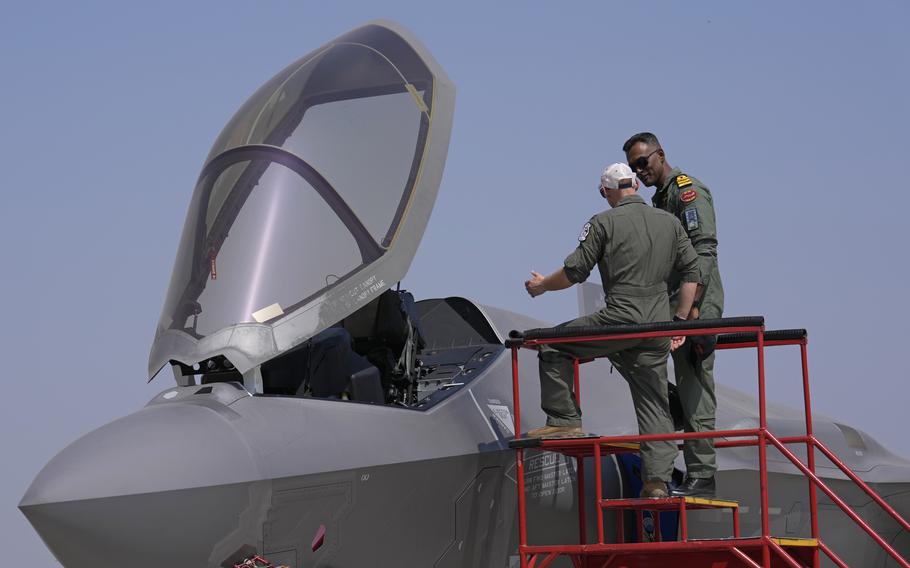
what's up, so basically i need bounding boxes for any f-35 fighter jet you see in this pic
[20,20,910,568]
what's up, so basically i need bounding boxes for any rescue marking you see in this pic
[469,389,504,447]
[487,404,515,435]
[522,452,572,498]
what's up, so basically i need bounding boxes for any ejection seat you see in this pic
[260,288,425,404]
[341,288,426,404]
[260,327,377,401]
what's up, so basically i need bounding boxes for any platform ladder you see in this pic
[505,316,910,568]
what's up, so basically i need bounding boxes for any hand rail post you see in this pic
[595,442,604,544]
[511,346,529,568]
[577,453,586,544]
[573,358,581,409]
[757,328,771,566]
[800,341,820,568]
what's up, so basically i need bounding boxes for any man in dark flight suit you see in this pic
[624,132,724,498]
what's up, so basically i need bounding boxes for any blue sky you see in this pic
[2,1,908,562]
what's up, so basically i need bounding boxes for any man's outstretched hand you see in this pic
[525,271,546,298]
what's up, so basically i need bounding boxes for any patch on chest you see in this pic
[676,174,693,188]
[578,222,591,242]
[683,207,699,231]
[680,189,697,203]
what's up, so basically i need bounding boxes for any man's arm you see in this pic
[669,222,701,350]
[675,281,697,320]
[525,268,574,298]
[677,182,718,315]
[673,220,701,308]
[525,216,605,298]
[668,280,698,351]
[689,284,705,319]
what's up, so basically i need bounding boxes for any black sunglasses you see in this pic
[629,148,660,172]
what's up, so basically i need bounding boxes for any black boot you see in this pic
[670,476,716,498]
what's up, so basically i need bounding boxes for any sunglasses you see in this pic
[629,148,660,172]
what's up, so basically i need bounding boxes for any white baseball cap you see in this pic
[600,163,636,190]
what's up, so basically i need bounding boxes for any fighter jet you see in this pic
[20,20,910,568]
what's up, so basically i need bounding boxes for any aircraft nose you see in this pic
[19,402,265,568]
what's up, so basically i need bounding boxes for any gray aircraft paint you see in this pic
[19,20,910,568]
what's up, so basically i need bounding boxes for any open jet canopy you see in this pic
[148,21,455,379]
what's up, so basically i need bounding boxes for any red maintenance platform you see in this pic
[506,316,910,568]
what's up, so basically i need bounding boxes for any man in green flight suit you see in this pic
[624,132,725,498]
[524,163,700,498]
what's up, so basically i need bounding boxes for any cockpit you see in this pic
[148,23,499,408]
[182,293,503,408]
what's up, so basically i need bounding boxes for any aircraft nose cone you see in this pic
[20,402,266,568]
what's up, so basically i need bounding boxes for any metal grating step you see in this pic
[600,496,739,511]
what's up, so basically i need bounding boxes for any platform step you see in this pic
[689,536,817,547]
[770,537,818,547]
[522,538,818,567]
[600,496,738,511]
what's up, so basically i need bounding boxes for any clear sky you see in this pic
[1,1,908,563]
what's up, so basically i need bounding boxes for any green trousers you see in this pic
[670,334,718,479]
[537,311,677,482]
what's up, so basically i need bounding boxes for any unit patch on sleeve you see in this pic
[578,222,591,242]
[680,189,698,203]
[683,207,699,231]
[676,174,693,188]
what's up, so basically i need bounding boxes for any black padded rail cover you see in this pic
[508,437,543,449]
[506,316,764,347]
[717,328,807,345]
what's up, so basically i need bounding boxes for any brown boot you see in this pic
[640,480,669,498]
[526,424,584,439]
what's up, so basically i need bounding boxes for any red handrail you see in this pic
[766,432,910,568]
[731,547,763,568]
[812,437,910,534]
[509,321,910,568]
[767,538,803,568]
[818,540,850,568]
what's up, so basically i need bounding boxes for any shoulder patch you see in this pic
[683,207,699,231]
[578,222,591,242]
[680,189,697,203]
[676,174,693,188]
